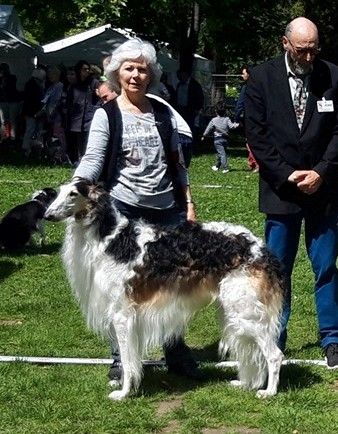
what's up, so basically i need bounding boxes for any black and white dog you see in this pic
[45,180,285,400]
[0,187,57,249]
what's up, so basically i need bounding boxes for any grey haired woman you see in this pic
[73,38,202,383]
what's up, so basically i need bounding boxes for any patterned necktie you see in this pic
[293,76,307,129]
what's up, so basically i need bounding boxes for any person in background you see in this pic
[21,68,46,157]
[96,80,117,105]
[0,63,20,143]
[234,65,259,172]
[175,69,204,135]
[72,37,202,383]
[245,17,338,368]
[42,66,65,145]
[201,105,238,173]
[65,60,99,164]
[65,67,77,88]
[90,64,103,81]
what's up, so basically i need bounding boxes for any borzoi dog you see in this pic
[45,180,284,400]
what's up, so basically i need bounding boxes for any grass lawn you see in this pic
[0,144,337,434]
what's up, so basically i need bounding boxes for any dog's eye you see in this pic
[69,191,78,197]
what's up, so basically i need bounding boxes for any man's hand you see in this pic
[288,170,322,194]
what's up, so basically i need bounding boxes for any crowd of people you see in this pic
[0,56,206,168]
[1,14,337,374]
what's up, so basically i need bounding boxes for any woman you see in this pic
[65,60,99,164]
[42,66,66,153]
[73,38,201,382]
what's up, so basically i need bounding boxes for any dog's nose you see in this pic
[44,210,57,221]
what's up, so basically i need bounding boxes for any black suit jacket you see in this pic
[245,55,338,214]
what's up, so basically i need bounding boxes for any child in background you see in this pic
[201,106,239,173]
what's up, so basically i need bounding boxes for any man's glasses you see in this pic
[287,38,321,57]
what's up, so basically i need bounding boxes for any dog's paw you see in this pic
[108,390,128,401]
[108,379,121,388]
[256,389,274,399]
[229,380,242,388]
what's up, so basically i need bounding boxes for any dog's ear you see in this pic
[75,180,92,198]
[42,187,57,198]
[87,183,105,202]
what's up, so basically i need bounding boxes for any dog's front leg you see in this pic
[108,312,142,401]
[36,220,45,246]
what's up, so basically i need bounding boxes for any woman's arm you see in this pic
[72,108,110,181]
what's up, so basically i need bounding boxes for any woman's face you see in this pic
[118,58,151,96]
[79,64,90,81]
[67,70,76,84]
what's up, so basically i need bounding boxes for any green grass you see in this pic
[0,147,337,434]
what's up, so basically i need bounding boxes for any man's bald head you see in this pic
[285,17,318,42]
[283,17,320,75]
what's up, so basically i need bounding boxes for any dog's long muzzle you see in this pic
[44,209,60,221]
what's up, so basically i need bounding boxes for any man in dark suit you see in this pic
[245,17,338,368]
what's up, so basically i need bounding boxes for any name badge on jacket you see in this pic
[317,97,334,112]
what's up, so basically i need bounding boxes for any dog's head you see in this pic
[32,188,58,206]
[44,180,106,222]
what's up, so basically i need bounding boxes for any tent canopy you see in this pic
[41,25,129,68]
[0,5,42,90]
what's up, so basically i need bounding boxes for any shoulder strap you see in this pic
[100,99,122,189]
[150,98,173,154]
[150,98,186,211]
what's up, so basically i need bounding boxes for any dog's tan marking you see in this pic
[128,273,219,306]
[249,266,283,306]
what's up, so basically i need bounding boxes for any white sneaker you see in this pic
[211,165,219,171]
[222,169,230,174]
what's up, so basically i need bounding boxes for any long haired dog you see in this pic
[45,181,284,400]
[0,187,57,250]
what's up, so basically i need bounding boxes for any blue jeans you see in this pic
[265,212,338,351]
[214,137,228,170]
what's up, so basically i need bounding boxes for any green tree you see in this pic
[10,0,125,44]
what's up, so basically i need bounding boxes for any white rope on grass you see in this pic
[0,355,165,366]
[0,355,328,367]
[216,359,328,368]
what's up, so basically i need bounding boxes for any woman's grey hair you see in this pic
[104,38,162,93]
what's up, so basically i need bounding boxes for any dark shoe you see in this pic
[108,361,122,383]
[325,343,338,369]
[167,362,205,381]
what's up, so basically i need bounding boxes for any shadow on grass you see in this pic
[140,362,236,397]
[0,259,23,281]
[141,363,322,396]
[140,340,320,396]
[0,242,61,257]
[138,340,323,397]
[279,363,323,392]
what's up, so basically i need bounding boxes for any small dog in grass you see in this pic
[0,187,57,250]
[45,180,285,400]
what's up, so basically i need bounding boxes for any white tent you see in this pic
[41,24,215,107]
[0,5,42,90]
[41,24,130,68]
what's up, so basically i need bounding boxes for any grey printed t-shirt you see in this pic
[112,110,175,209]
